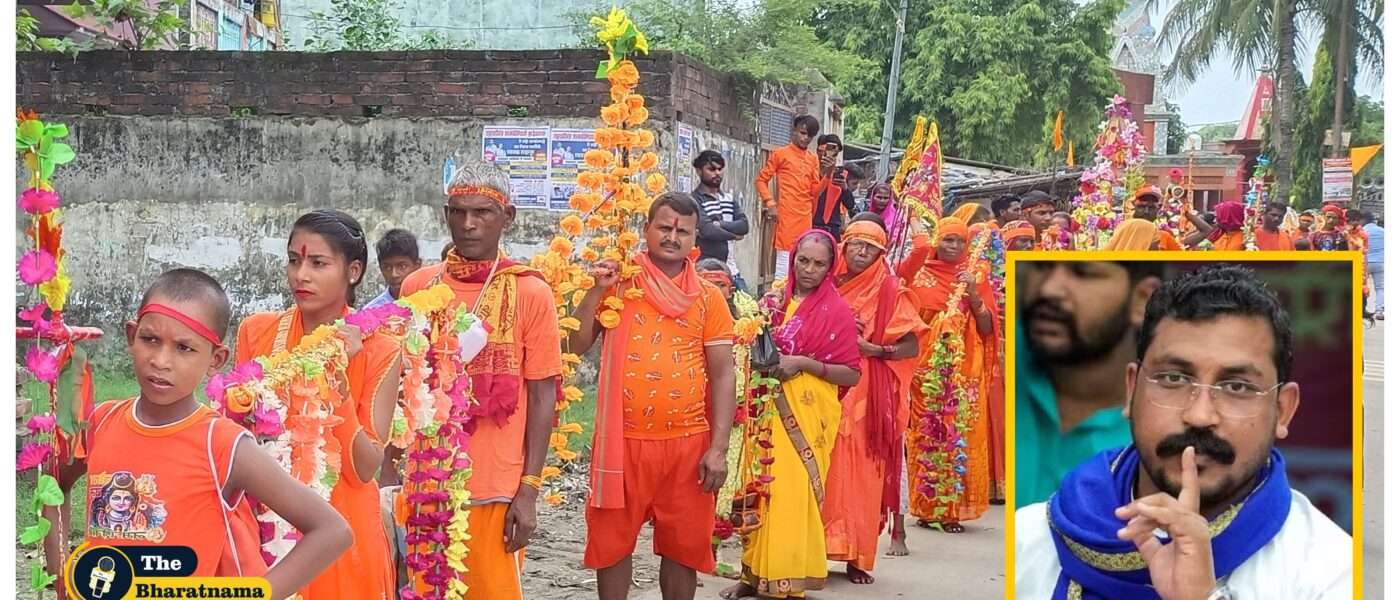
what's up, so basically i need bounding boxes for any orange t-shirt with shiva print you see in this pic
[611,281,735,440]
[81,398,267,577]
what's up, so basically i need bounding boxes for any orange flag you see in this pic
[1053,111,1065,152]
[1351,144,1382,174]
[1067,141,1075,167]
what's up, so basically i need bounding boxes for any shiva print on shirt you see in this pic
[88,471,169,543]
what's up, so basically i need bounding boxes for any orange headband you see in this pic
[138,303,223,348]
[841,220,888,251]
[447,185,510,206]
[935,216,969,241]
[699,270,734,290]
[1002,220,1035,240]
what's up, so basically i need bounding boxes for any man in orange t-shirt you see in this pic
[570,192,737,600]
[755,114,823,281]
[1253,202,1296,251]
[396,160,562,600]
[1130,186,1184,251]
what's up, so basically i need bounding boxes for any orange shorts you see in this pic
[583,435,717,573]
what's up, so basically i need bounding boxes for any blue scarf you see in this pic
[1047,446,1291,599]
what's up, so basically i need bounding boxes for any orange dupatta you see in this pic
[589,252,704,509]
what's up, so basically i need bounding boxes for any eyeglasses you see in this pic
[1141,371,1283,418]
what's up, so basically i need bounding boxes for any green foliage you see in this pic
[302,0,474,51]
[1196,122,1239,142]
[1164,102,1186,154]
[568,0,870,86]
[831,0,1126,166]
[61,0,189,50]
[16,9,80,56]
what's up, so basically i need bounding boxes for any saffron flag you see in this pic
[1351,144,1382,174]
[1053,111,1065,152]
[1066,141,1075,167]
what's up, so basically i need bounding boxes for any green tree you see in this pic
[567,0,869,85]
[61,0,190,50]
[16,9,79,54]
[1164,102,1186,154]
[302,0,473,51]
[1195,122,1239,142]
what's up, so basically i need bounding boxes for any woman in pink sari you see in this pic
[724,229,862,599]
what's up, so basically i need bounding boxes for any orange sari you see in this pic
[824,224,929,570]
[905,219,997,524]
[235,307,400,599]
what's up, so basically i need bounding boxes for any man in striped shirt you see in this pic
[692,149,750,289]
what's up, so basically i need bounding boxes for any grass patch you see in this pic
[560,384,597,454]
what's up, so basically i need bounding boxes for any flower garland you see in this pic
[1241,156,1272,251]
[530,7,666,478]
[711,291,762,572]
[912,228,992,520]
[16,109,80,594]
[207,285,464,570]
[1070,96,1147,250]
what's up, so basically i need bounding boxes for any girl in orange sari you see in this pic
[824,220,928,583]
[905,217,998,533]
[235,210,402,599]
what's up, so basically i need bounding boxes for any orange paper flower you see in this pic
[569,192,597,213]
[601,105,625,127]
[598,309,622,329]
[625,94,645,110]
[645,173,668,194]
[618,231,639,250]
[638,130,655,148]
[638,152,659,170]
[549,236,574,256]
[607,61,640,88]
[584,149,613,169]
[625,107,650,127]
[560,215,584,237]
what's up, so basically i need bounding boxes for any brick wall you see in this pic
[16,49,740,129]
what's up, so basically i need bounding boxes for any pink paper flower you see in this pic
[19,188,60,215]
[18,250,57,285]
[17,443,52,470]
[18,304,51,337]
[252,404,284,437]
[25,346,60,383]
[26,414,56,434]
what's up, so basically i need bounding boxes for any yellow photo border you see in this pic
[1002,250,1365,599]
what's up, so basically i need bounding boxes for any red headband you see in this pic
[448,185,510,206]
[138,303,223,348]
[700,270,734,289]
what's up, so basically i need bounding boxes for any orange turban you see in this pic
[952,202,982,225]
[1001,220,1035,241]
[841,220,888,251]
[1104,218,1159,251]
[936,217,969,242]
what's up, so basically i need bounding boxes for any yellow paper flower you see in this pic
[549,236,574,256]
[623,287,645,300]
[542,466,562,479]
[598,309,621,329]
[550,431,569,450]
[602,248,623,262]
[577,274,596,290]
[563,386,584,403]
[603,296,625,311]
[545,492,565,506]
[569,192,598,213]
[638,129,655,148]
[617,230,640,250]
[645,173,667,194]
[39,266,70,312]
[555,447,579,461]
[558,422,584,434]
[638,152,659,171]
[584,149,613,169]
[562,353,582,365]
[590,236,613,249]
[560,215,585,237]
[559,317,582,332]
[610,166,633,181]
[620,264,642,279]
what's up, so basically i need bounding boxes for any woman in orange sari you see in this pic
[823,220,928,583]
[1104,218,1161,251]
[235,209,402,599]
[905,217,997,533]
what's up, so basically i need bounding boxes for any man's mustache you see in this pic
[1026,299,1074,326]
[1156,426,1236,465]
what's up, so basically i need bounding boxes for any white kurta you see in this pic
[1015,490,1353,599]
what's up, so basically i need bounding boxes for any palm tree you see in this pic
[1149,0,1303,199]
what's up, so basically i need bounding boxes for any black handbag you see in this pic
[749,326,780,371]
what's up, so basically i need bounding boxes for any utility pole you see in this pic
[876,0,908,182]
[1331,0,1351,158]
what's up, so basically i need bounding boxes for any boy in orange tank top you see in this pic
[43,268,352,599]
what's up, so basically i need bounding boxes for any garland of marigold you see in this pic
[712,292,765,558]
[531,7,665,492]
[16,109,80,594]
[913,228,991,521]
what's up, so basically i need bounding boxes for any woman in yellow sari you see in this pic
[906,217,997,533]
[723,230,862,599]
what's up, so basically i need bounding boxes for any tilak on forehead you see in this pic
[448,184,511,206]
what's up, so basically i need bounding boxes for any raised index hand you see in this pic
[1114,446,1215,600]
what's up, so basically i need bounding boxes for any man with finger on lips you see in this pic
[1015,264,1352,599]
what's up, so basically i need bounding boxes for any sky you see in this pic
[1147,2,1385,128]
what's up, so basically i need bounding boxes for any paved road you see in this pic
[638,508,1007,600]
[1363,320,1382,599]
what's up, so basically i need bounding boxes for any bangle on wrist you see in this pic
[520,475,543,490]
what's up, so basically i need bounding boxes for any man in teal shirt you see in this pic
[1014,261,1164,507]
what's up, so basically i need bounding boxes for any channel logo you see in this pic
[63,544,269,599]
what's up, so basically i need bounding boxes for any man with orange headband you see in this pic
[1002,220,1037,251]
[570,192,737,600]
[1126,186,1183,251]
[1308,205,1351,251]
[823,219,928,583]
[755,115,824,281]
[396,160,563,599]
[1253,202,1296,251]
